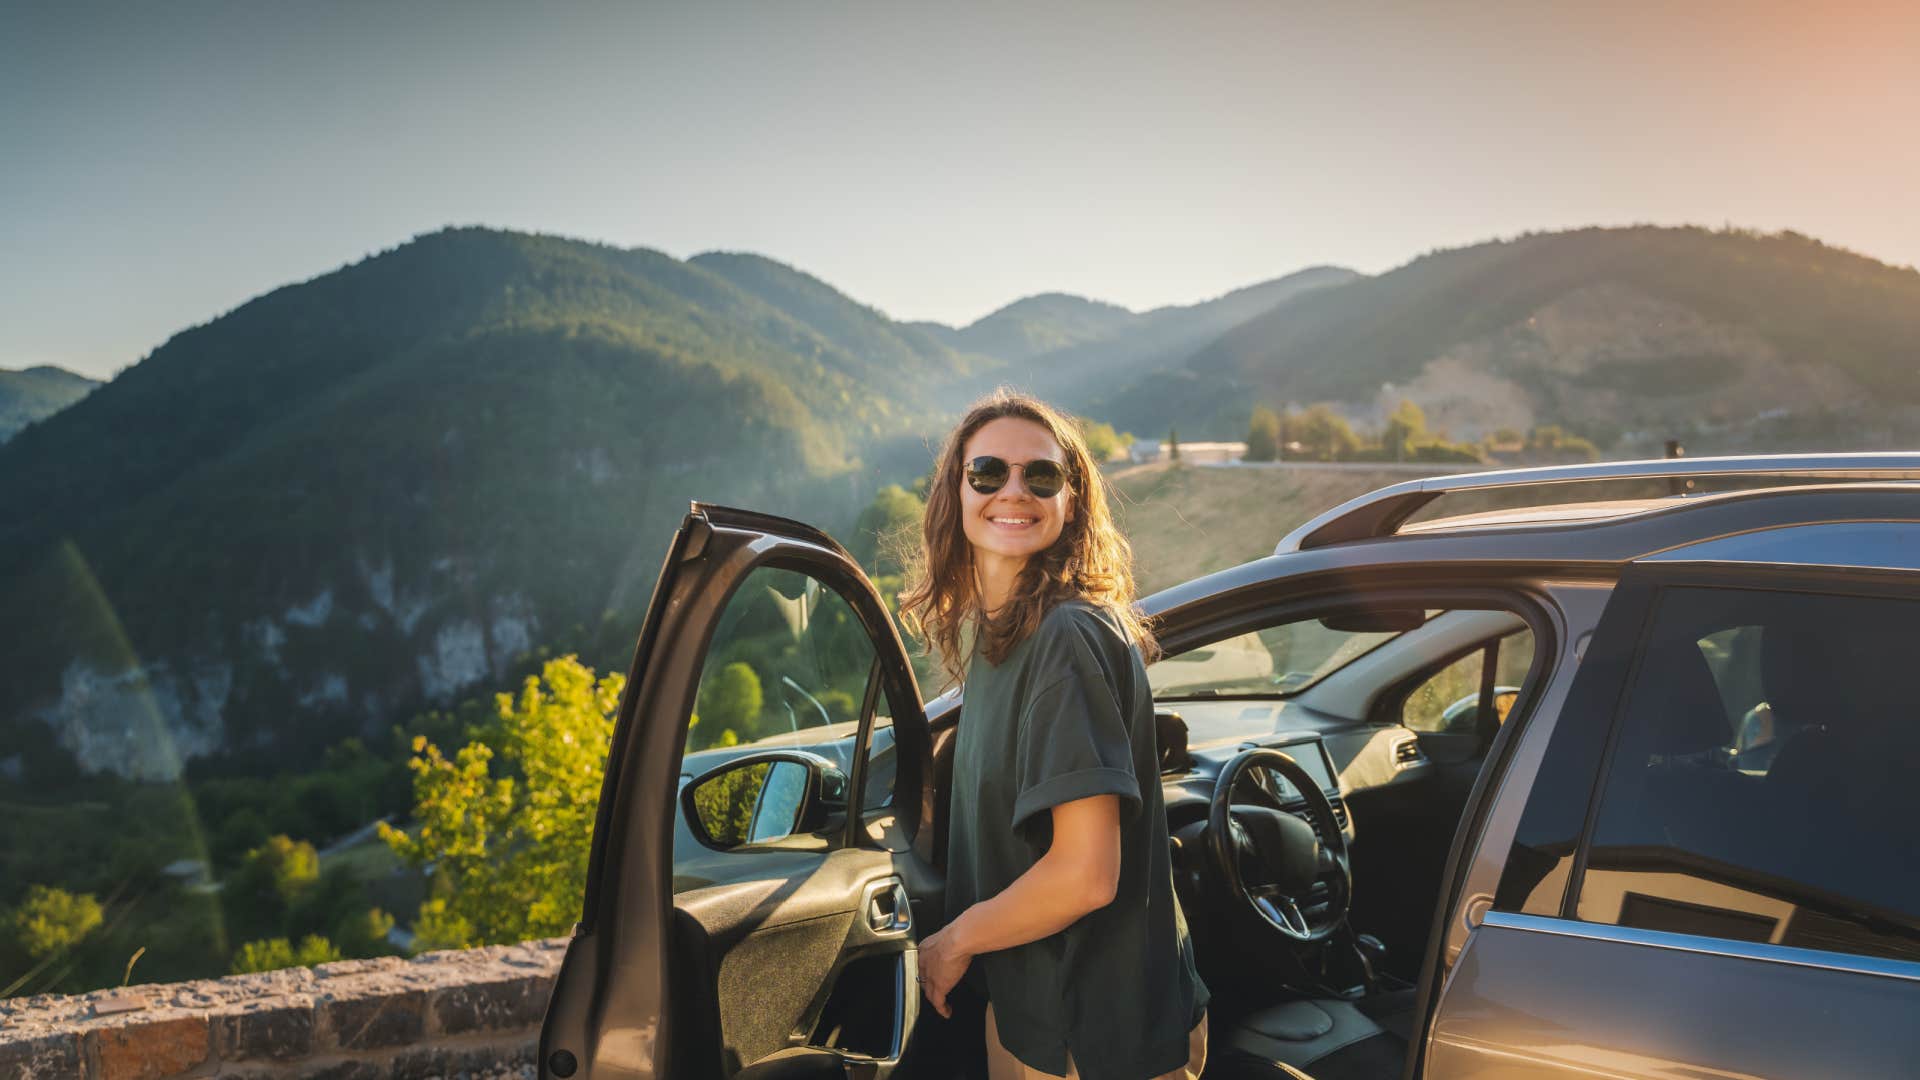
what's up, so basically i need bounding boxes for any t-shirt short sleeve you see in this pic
[1010,631,1142,831]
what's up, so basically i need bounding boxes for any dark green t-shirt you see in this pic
[945,600,1208,1080]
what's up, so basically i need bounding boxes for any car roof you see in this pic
[1142,481,1920,620]
[1275,452,1920,552]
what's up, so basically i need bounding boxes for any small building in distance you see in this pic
[1129,440,1247,466]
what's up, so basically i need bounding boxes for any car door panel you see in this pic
[542,506,937,1080]
[671,847,918,1073]
[1430,914,1920,1077]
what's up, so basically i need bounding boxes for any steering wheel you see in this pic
[1206,747,1352,944]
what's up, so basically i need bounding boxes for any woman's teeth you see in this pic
[991,516,1036,525]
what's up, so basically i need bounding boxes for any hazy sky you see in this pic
[5,1,1917,380]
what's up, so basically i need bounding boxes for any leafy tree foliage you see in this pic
[1244,407,1282,462]
[1527,425,1598,461]
[380,656,622,948]
[332,906,396,959]
[231,934,341,974]
[8,885,103,961]
[1288,405,1361,461]
[1382,399,1427,461]
[1072,416,1133,462]
[241,835,320,903]
[694,662,763,750]
[849,484,925,577]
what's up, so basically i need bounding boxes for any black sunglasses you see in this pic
[964,456,1068,499]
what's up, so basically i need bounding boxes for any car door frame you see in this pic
[540,503,931,1080]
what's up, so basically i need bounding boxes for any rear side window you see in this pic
[1576,585,1920,964]
[1402,630,1534,733]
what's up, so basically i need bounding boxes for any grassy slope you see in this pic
[1110,463,1418,594]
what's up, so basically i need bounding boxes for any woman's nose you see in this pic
[999,469,1037,498]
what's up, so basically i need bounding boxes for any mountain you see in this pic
[943,292,1140,362]
[0,228,972,780]
[12,222,1915,783]
[1017,268,1359,410]
[0,365,99,443]
[1096,227,1920,450]
[917,268,1360,416]
[688,251,989,388]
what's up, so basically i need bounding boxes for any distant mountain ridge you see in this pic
[5,223,1918,782]
[0,365,98,443]
[1093,227,1920,451]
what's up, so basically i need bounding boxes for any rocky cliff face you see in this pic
[32,573,543,780]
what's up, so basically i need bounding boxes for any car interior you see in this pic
[667,592,1547,1080]
[1117,603,1538,1080]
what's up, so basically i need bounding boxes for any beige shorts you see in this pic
[984,1001,1208,1080]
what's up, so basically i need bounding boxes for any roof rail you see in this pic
[1274,452,1920,554]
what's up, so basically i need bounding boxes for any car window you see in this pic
[1576,585,1920,964]
[1401,630,1534,733]
[1148,619,1407,699]
[671,567,884,889]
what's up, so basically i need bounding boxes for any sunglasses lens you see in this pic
[965,456,1010,494]
[1024,461,1066,498]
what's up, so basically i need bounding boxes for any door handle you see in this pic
[867,881,912,934]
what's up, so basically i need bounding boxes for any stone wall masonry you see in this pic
[0,938,567,1079]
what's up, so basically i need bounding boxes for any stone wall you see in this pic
[0,938,566,1079]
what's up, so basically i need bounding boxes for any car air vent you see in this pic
[1393,738,1424,767]
[1327,797,1349,830]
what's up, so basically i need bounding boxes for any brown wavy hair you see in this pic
[898,389,1155,689]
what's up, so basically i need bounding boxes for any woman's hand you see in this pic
[916,922,973,1019]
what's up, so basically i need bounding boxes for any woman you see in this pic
[901,391,1209,1080]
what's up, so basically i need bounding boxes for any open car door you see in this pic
[540,504,946,1080]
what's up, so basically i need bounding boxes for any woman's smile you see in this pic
[960,416,1075,567]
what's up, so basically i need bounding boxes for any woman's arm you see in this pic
[917,793,1121,1017]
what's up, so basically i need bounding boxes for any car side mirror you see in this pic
[681,750,849,850]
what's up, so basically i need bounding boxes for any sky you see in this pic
[4,1,1918,380]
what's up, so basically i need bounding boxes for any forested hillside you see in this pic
[1094,227,1920,453]
[0,229,971,784]
[0,365,98,443]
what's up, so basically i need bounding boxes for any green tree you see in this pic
[231,934,342,974]
[1167,428,1181,464]
[222,833,323,947]
[380,656,623,948]
[8,885,104,960]
[1244,407,1282,462]
[1382,399,1427,462]
[849,484,925,577]
[332,907,396,958]
[695,661,763,748]
[1291,405,1361,461]
[235,835,320,904]
[1073,417,1133,462]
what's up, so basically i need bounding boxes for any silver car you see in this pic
[542,454,1920,1079]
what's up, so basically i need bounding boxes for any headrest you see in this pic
[1637,642,1733,756]
[1761,625,1831,728]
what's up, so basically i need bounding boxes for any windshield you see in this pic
[1148,617,1422,700]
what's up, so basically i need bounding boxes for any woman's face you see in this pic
[958,416,1075,569]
